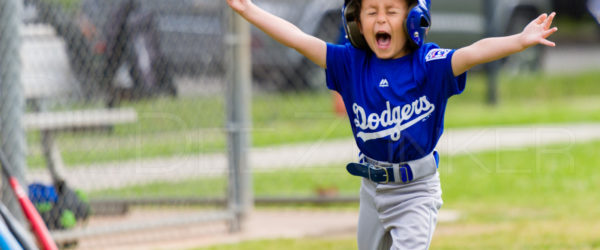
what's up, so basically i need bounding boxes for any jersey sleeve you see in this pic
[421,44,467,98]
[325,43,352,93]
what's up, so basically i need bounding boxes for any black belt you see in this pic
[346,151,439,184]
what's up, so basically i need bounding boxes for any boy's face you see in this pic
[358,0,409,59]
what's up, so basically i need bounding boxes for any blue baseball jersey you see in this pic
[325,43,467,163]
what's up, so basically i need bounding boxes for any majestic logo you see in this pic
[353,95,435,142]
[379,78,389,87]
[425,49,451,62]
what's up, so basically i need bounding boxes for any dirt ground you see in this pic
[63,208,359,250]
[58,206,460,250]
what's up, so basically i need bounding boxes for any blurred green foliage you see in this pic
[43,0,81,13]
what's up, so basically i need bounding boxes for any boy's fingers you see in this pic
[535,13,548,24]
[544,12,556,29]
[544,27,558,37]
[540,38,556,47]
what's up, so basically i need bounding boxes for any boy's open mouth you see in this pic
[376,32,391,49]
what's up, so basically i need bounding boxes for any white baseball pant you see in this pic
[357,172,443,250]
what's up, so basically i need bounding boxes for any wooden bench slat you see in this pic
[23,108,138,131]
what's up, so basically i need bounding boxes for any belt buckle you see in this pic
[369,164,389,184]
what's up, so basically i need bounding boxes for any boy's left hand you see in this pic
[519,12,558,48]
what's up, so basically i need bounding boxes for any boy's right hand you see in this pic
[227,0,252,14]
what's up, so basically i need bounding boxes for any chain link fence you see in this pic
[2,0,350,248]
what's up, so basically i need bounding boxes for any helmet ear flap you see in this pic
[343,0,369,50]
[405,0,431,48]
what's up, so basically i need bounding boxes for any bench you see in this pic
[21,23,138,178]
[23,109,137,132]
[22,108,138,178]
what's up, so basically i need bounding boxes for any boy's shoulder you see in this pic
[412,43,456,84]
[416,43,454,63]
[328,42,371,64]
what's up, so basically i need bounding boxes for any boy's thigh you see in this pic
[387,196,442,250]
[359,196,442,250]
[357,179,387,250]
[379,173,443,249]
[358,174,443,250]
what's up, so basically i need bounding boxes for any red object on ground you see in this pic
[8,178,58,250]
[332,92,346,116]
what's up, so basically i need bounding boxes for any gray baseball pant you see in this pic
[357,172,443,250]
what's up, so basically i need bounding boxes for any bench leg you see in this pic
[40,131,66,183]
[32,99,67,184]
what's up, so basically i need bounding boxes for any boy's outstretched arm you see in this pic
[227,0,327,68]
[452,12,558,76]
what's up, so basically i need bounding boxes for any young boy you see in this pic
[227,0,557,249]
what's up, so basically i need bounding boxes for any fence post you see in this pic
[225,7,253,232]
[0,0,27,222]
[484,0,500,105]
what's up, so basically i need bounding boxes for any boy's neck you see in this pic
[375,46,413,60]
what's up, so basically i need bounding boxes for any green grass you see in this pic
[91,166,360,199]
[183,139,600,249]
[429,140,600,249]
[445,71,600,127]
[93,139,600,207]
[27,70,600,168]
